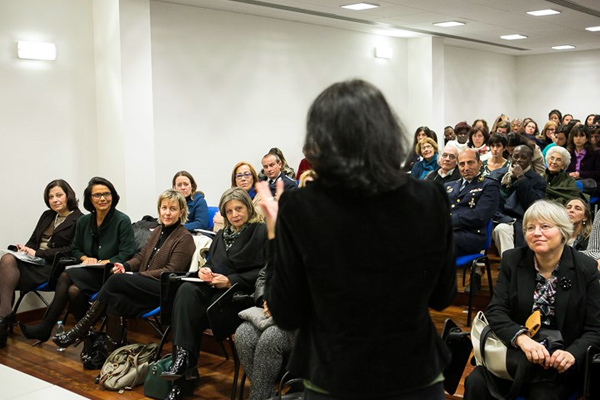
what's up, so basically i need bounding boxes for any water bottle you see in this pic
[55,321,66,352]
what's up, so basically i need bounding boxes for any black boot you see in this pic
[0,313,13,348]
[106,315,127,353]
[161,346,197,381]
[52,301,106,348]
[165,378,194,400]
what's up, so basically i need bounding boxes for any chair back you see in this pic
[207,206,219,230]
[483,219,493,252]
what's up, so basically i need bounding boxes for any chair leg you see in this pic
[466,261,475,327]
[228,337,240,400]
[238,372,247,400]
[485,259,494,297]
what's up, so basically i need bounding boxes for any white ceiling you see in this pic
[155,0,600,55]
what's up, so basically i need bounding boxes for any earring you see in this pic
[583,220,587,226]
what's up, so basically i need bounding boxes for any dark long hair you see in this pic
[44,179,78,211]
[83,176,120,213]
[567,124,595,153]
[304,79,407,195]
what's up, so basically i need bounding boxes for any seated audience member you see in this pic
[259,148,295,180]
[235,267,296,400]
[444,125,456,144]
[590,126,600,148]
[0,179,82,348]
[585,113,597,129]
[539,121,558,151]
[404,126,436,171]
[260,152,297,197]
[566,125,600,196]
[20,177,136,343]
[491,145,546,256]
[444,148,500,293]
[295,144,312,180]
[425,144,460,183]
[490,114,510,134]
[510,118,524,134]
[298,169,317,187]
[160,188,266,400]
[543,146,585,204]
[468,126,491,161]
[522,119,544,149]
[464,200,600,400]
[257,79,456,400]
[481,133,509,176]
[213,162,262,231]
[548,108,562,125]
[494,120,510,135]
[542,124,569,159]
[563,113,574,125]
[566,198,592,251]
[410,137,439,180]
[472,119,489,133]
[172,171,209,231]
[506,133,545,175]
[447,121,471,152]
[52,189,195,352]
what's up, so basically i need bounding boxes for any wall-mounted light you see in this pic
[374,46,393,59]
[17,41,57,61]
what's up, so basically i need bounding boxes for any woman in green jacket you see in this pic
[20,177,136,344]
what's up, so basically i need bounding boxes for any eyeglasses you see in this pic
[91,192,112,200]
[235,172,253,180]
[421,145,434,151]
[525,223,555,234]
[441,153,456,160]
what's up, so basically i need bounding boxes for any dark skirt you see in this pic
[97,273,160,318]
[14,256,52,292]
[66,267,105,298]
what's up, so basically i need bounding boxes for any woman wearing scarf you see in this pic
[160,187,266,400]
[410,137,439,180]
[20,177,136,344]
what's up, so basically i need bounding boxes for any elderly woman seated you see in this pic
[410,137,439,180]
[464,200,600,400]
[543,146,585,204]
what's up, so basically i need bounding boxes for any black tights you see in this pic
[0,254,19,317]
[24,272,88,338]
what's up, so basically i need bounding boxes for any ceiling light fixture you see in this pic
[341,3,379,11]
[17,41,57,60]
[552,45,575,50]
[500,34,528,40]
[433,21,465,28]
[527,9,560,16]
[586,26,600,32]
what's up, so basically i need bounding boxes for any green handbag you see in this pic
[143,355,173,399]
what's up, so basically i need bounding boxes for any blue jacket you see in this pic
[184,192,209,231]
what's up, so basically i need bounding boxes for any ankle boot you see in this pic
[0,315,10,348]
[165,378,193,400]
[106,315,127,353]
[161,346,197,381]
[52,300,106,348]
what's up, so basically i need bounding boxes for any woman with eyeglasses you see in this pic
[172,171,209,232]
[213,162,262,231]
[20,177,136,344]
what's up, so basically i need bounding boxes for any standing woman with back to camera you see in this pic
[257,79,456,400]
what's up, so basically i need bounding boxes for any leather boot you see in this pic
[106,315,127,353]
[52,300,106,348]
[0,315,10,348]
[165,378,193,400]
[161,346,198,381]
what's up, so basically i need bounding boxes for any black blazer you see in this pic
[266,178,457,397]
[486,246,600,366]
[25,209,83,262]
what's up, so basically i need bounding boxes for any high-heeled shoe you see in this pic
[2,312,16,334]
[161,346,197,381]
[18,322,51,346]
[165,380,194,400]
[52,300,106,349]
[0,314,13,348]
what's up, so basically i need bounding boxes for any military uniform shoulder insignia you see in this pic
[478,174,484,182]
[446,186,454,193]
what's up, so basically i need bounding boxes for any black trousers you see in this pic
[171,282,224,356]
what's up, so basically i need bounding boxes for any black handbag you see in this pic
[441,318,472,395]
[143,355,173,399]
[81,331,108,370]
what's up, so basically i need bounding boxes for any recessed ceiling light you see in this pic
[552,45,575,50]
[341,2,379,10]
[500,34,528,40]
[433,21,465,28]
[527,9,560,16]
[586,26,600,32]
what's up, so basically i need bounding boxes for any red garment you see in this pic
[296,158,312,179]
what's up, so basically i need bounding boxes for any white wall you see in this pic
[149,2,409,205]
[444,46,518,129]
[516,49,600,126]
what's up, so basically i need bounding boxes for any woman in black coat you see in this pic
[257,79,456,400]
[464,200,600,399]
[0,179,82,348]
[160,187,266,400]
[566,124,600,196]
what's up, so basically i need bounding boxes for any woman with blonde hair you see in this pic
[410,137,439,180]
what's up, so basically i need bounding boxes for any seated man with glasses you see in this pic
[425,144,461,184]
[444,148,500,293]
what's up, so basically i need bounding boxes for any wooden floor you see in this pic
[0,261,499,400]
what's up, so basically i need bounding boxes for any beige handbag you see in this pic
[98,343,158,392]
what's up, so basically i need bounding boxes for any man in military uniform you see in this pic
[444,148,500,293]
